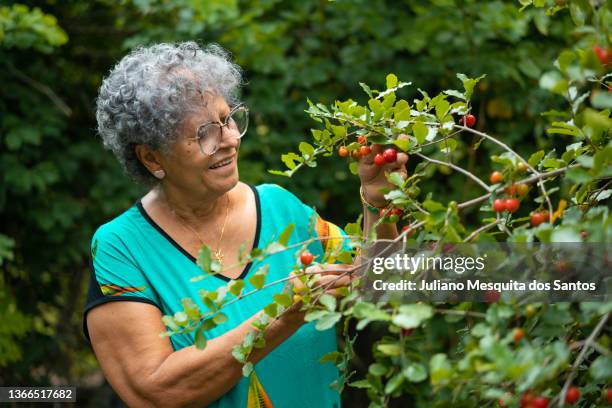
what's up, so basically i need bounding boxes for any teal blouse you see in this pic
[83,184,348,408]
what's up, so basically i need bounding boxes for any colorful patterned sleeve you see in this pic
[82,225,161,341]
[313,213,353,264]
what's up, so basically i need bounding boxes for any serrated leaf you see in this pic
[278,224,294,246]
[386,73,398,89]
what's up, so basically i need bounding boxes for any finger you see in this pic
[317,274,352,289]
[314,263,354,275]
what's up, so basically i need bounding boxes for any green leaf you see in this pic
[249,265,269,289]
[273,293,292,308]
[319,294,337,312]
[195,326,207,350]
[369,363,388,376]
[264,303,278,318]
[298,142,315,158]
[413,122,428,144]
[392,137,410,151]
[278,224,294,246]
[565,167,592,183]
[435,100,450,120]
[315,312,341,330]
[528,150,545,167]
[386,73,398,89]
[349,379,372,389]
[377,343,401,356]
[429,353,452,385]
[229,280,245,297]
[242,362,254,377]
[403,363,427,382]
[384,372,404,394]
[589,355,612,381]
[392,304,433,329]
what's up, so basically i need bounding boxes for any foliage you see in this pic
[0,0,610,407]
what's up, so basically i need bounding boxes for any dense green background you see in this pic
[0,0,585,405]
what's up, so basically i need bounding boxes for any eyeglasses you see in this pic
[194,103,249,156]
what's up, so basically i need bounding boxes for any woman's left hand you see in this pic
[357,134,409,207]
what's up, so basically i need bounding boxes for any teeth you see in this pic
[210,158,232,169]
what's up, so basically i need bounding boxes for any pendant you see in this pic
[214,249,224,265]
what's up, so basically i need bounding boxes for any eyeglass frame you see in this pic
[192,103,249,156]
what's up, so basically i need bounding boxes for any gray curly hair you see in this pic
[96,42,243,186]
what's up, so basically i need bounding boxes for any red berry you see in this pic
[360,145,371,156]
[485,289,501,303]
[532,396,549,408]
[402,225,415,236]
[607,387,612,403]
[565,387,580,404]
[462,114,476,127]
[390,208,403,216]
[505,184,518,196]
[379,208,388,218]
[357,135,367,144]
[490,171,504,184]
[594,45,610,65]
[352,149,361,159]
[504,198,520,213]
[300,251,313,266]
[513,328,525,342]
[580,230,588,240]
[374,153,386,166]
[531,212,546,227]
[541,211,550,221]
[516,183,529,196]
[401,328,414,337]
[382,148,397,163]
[521,391,534,407]
[338,146,349,157]
[493,199,506,213]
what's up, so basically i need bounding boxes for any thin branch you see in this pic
[557,313,609,407]
[415,152,490,190]
[454,124,554,220]
[7,64,72,116]
[463,219,502,242]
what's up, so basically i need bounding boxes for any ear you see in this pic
[134,144,164,175]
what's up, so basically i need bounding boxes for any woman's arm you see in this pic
[87,265,353,408]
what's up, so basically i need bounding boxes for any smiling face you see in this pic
[152,93,242,198]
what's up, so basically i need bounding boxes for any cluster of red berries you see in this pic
[379,207,403,223]
[493,197,520,213]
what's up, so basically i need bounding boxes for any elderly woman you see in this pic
[83,42,407,408]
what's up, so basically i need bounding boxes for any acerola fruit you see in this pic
[338,146,349,157]
[525,305,537,317]
[505,198,520,213]
[390,208,403,216]
[517,162,529,172]
[594,45,610,65]
[565,387,580,404]
[505,184,518,196]
[532,396,549,408]
[360,145,372,156]
[383,148,397,163]
[300,251,314,266]
[521,391,535,407]
[374,153,386,166]
[357,135,367,145]
[493,199,506,213]
[516,183,529,196]
[293,294,303,303]
[485,289,501,303]
[607,388,612,403]
[352,149,361,159]
[580,230,588,240]
[402,225,415,236]
[513,328,525,342]
[490,171,504,184]
[531,212,546,227]
[462,114,476,127]
[401,328,414,337]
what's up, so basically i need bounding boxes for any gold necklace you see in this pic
[169,195,231,265]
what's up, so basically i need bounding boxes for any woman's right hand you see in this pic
[287,263,355,318]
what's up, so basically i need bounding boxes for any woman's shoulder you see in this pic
[91,204,142,246]
[254,183,304,206]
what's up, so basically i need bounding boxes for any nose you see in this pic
[217,123,241,150]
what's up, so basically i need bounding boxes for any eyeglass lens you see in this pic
[197,107,248,155]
